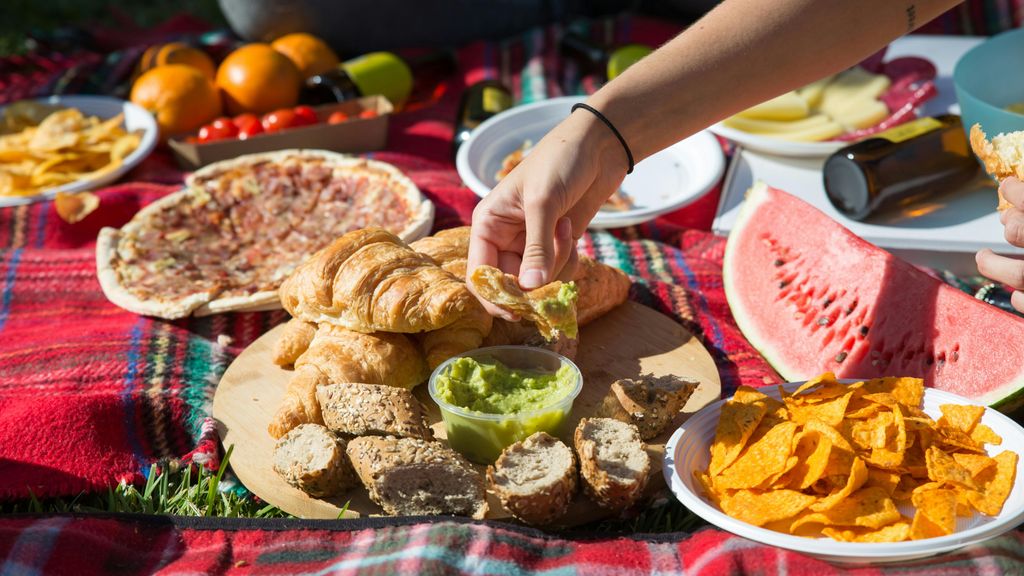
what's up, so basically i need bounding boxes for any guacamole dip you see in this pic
[435,356,577,414]
[536,282,579,338]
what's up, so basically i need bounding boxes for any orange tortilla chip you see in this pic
[793,486,901,530]
[844,401,883,420]
[709,388,769,476]
[864,468,901,497]
[926,446,978,490]
[966,451,1018,516]
[822,520,911,543]
[715,421,799,490]
[788,430,832,490]
[910,489,957,538]
[786,372,839,398]
[719,489,817,527]
[936,425,986,454]
[810,456,868,512]
[785,391,853,427]
[952,453,997,480]
[939,404,985,434]
[971,423,1002,446]
[859,377,924,408]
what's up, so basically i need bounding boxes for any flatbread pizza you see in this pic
[97,150,434,319]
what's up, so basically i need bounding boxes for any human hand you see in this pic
[976,177,1024,313]
[466,106,630,319]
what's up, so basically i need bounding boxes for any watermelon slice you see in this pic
[724,183,1024,411]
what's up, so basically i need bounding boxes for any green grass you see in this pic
[0,0,225,56]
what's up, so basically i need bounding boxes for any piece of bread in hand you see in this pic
[487,432,577,525]
[346,435,488,518]
[317,382,433,440]
[969,123,1020,210]
[574,417,651,512]
[272,423,357,497]
[597,374,698,440]
[272,317,317,366]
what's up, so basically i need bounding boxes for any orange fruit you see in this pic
[130,64,222,137]
[140,42,216,80]
[216,43,303,115]
[271,33,340,79]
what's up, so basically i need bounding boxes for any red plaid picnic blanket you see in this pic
[1,12,1023,576]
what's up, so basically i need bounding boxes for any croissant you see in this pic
[410,226,470,278]
[268,324,428,438]
[572,257,632,326]
[483,318,579,360]
[279,228,476,333]
[272,317,317,366]
[418,299,493,369]
[469,265,578,339]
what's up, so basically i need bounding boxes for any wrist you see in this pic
[567,101,632,176]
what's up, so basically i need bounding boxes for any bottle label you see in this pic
[482,87,512,114]
[875,116,943,144]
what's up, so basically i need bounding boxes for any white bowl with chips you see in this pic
[664,381,1024,564]
[0,95,159,207]
[455,96,725,229]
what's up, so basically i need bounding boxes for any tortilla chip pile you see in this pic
[0,105,141,197]
[696,373,1018,542]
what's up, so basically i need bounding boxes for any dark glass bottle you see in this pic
[823,115,980,221]
[451,80,513,160]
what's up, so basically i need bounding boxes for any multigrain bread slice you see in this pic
[574,418,651,511]
[272,423,357,497]
[487,432,577,525]
[969,124,1021,210]
[317,383,433,440]
[346,435,488,518]
[597,374,698,440]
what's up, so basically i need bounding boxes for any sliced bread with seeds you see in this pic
[272,423,357,497]
[597,374,698,440]
[317,382,433,439]
[346,435,488,518]
[487,432,577,525]
[574,417,650,511]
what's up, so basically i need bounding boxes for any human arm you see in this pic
[467,0,961,318]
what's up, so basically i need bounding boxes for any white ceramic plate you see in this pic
[664,381,1024,564]
[0,95,159,207]
[708,122,850,158]
[456,96,725,229]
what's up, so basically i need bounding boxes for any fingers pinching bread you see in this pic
[572,257,631,326]
[272,318,317,366]
[574,417,651,511]
[346,435,488,518]
[317,383,433,439]
[273,423,357,497]
[487,432,577,525]
[469,265,578,339]
[598,374,698,440]
[969,124,1020,211]
[279,227,477,333]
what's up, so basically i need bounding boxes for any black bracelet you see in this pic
[571,102,635,174]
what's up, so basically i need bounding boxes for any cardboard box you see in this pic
[167,95,393,170]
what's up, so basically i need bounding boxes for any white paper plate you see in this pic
[664,381,1024,564]
[0,95,159,207]
[708,122,849,158]
[456,96,725,229]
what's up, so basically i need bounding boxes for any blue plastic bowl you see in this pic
[954,28,1024,143]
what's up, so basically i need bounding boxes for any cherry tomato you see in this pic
[327,111,350,125]
[198,117,238,142]
[358,108,378,119]
[234,114,264,140]
[261,109,297,133]
[292,105,318,127]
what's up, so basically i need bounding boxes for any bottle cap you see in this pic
[823,152,872,220]
[342,52,413,110]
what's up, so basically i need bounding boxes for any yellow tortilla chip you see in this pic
[719,489,817,527]
[926,446,978,490]
[859,377,924,409]
[785,372,839,398]
[952,453,997,480]
[822,520,911,543]
[709,387,769,476]
[844,401,883,420]
[785,391,853,427]
[864,468,901,497]
[939,404,985,434]
[966,451,1018,516]
[971,423,1002,446]
[810,456,868,511]
[715,422,799,490]
[936,425,986,454]
[910,489,957,538]
[793,486,901,530]
[693,470,721,505]
[787,430,832,490]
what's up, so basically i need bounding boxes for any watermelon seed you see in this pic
[773,259,784,267]
[835,351,848,363]
[817,317,831,326]
[822,298,834,308]
[859,326,869,336]
[951,351,959,363]
[779,280,791,288]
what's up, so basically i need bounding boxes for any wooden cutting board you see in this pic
[213,300,721,524]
